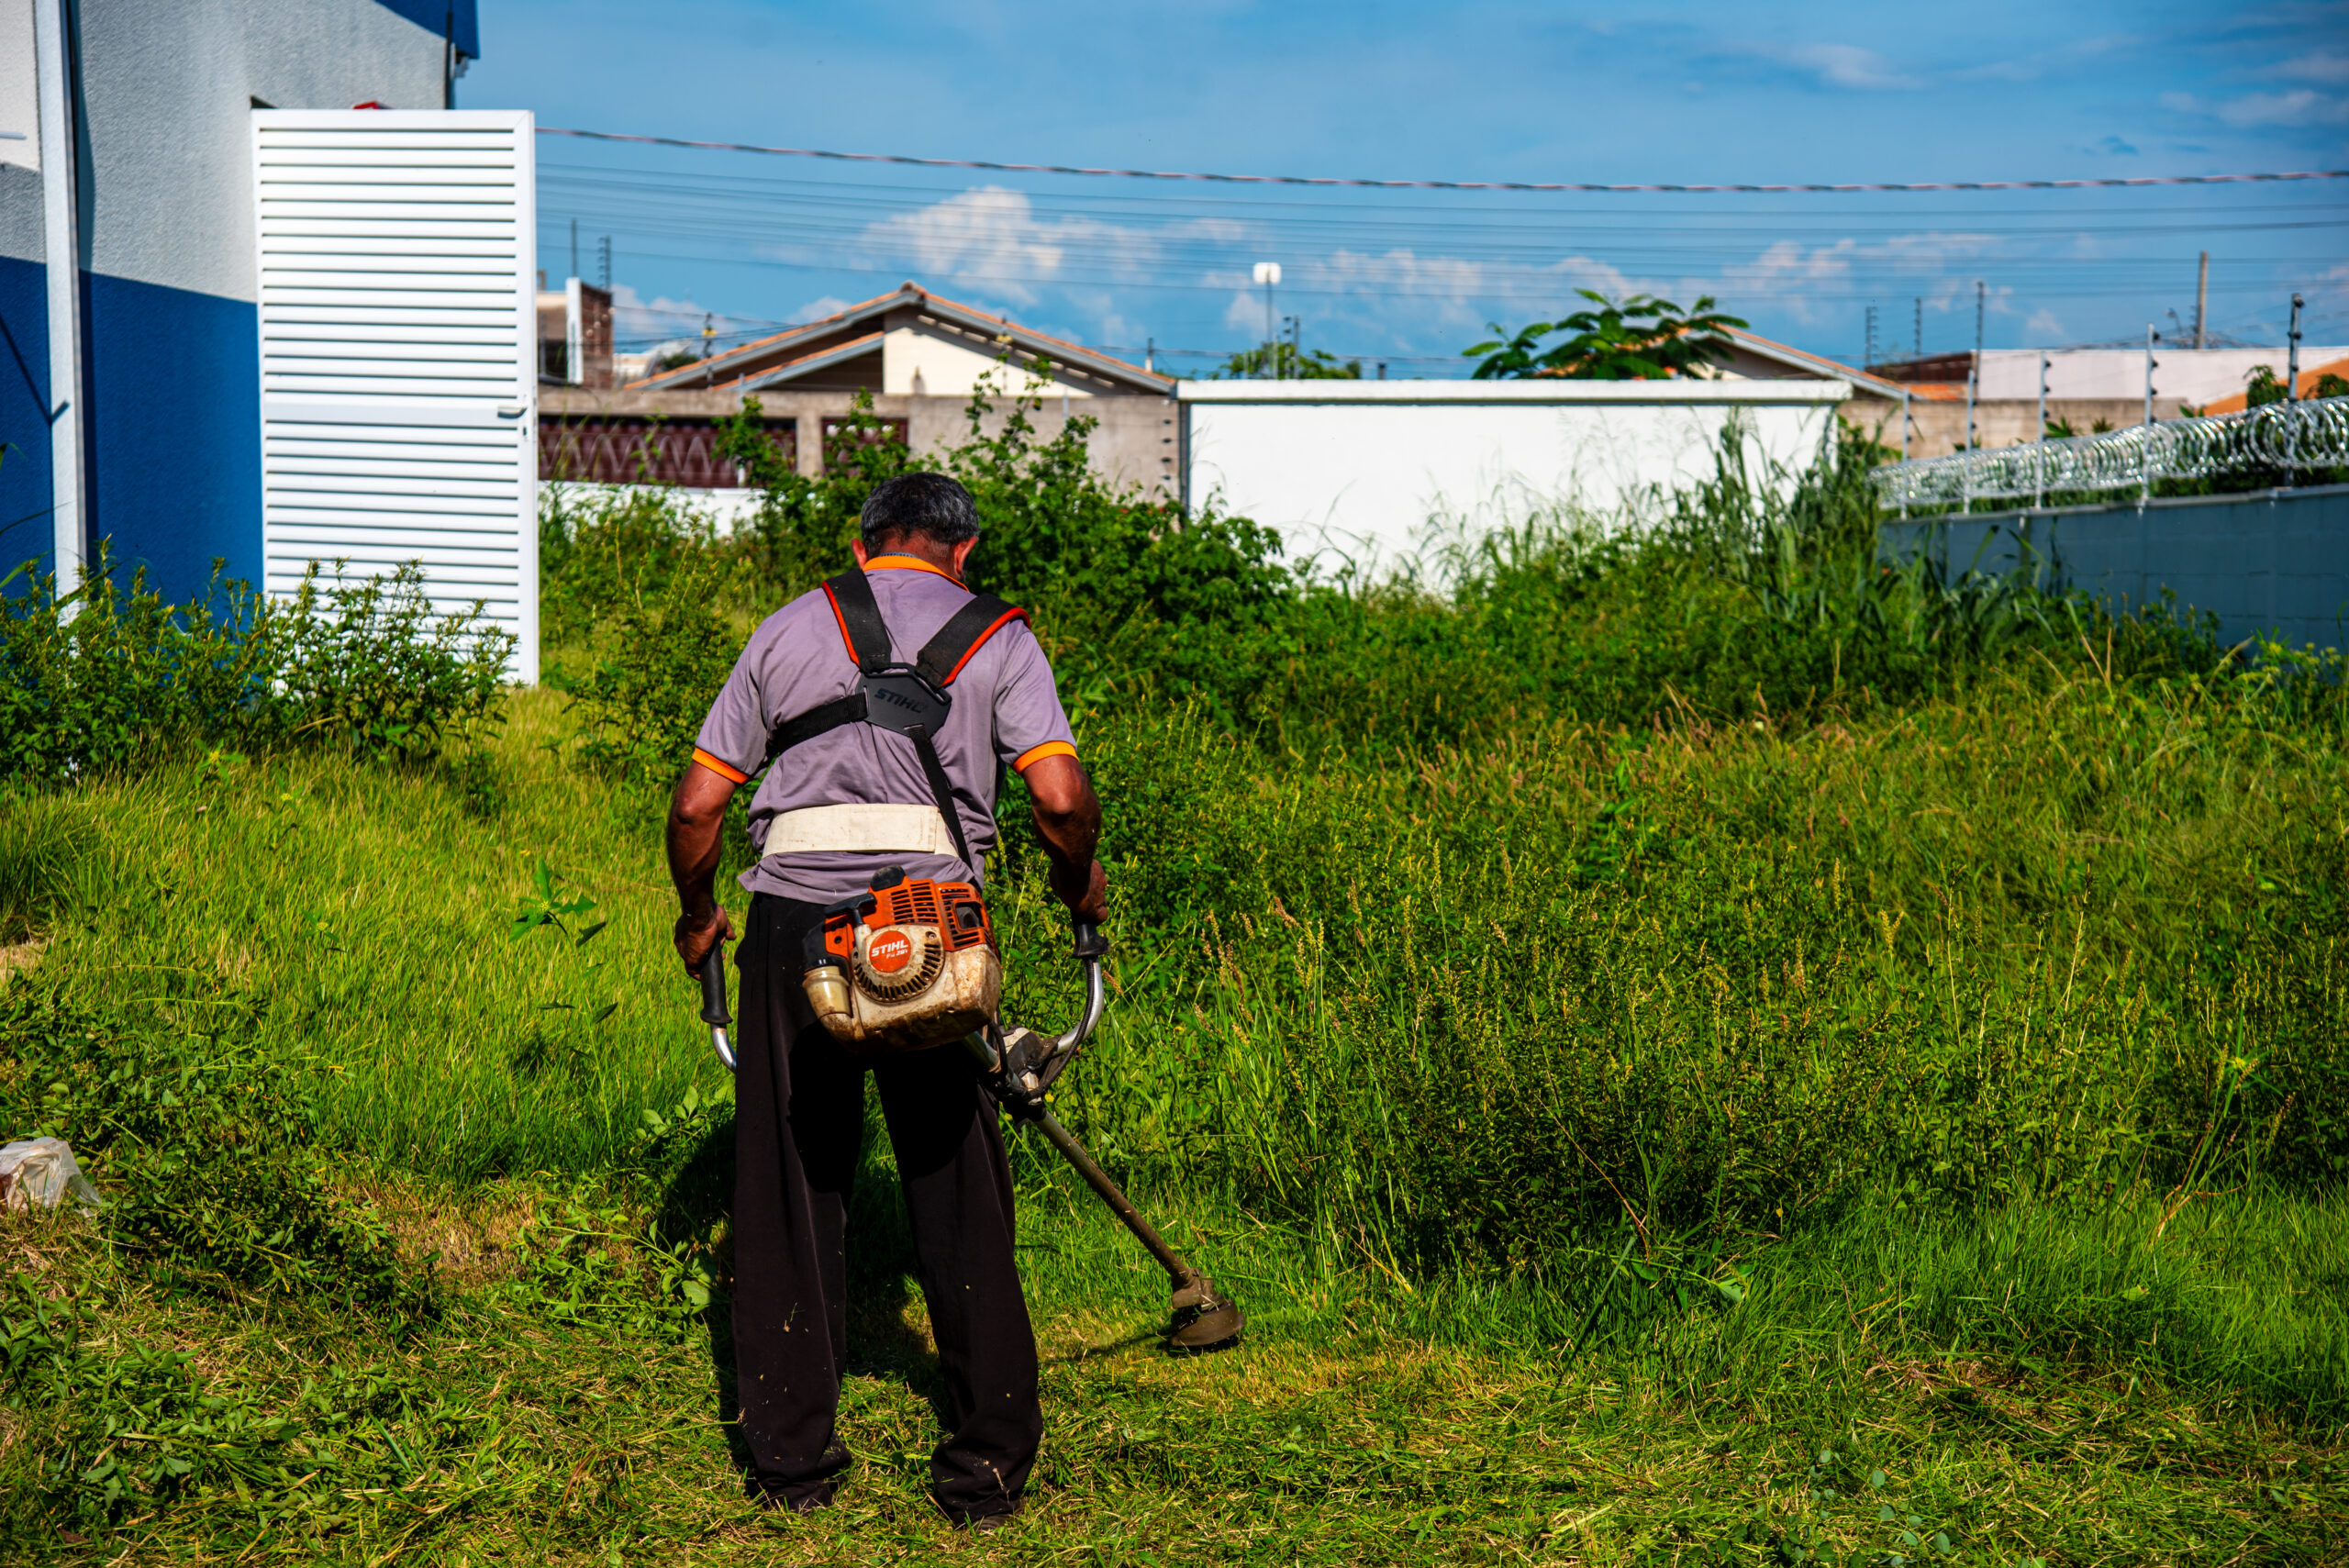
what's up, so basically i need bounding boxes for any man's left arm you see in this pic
[993,628,1107,923]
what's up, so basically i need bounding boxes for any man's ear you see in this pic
[852,539,870,567]
[951,536,978,580]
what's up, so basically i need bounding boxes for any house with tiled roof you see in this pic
[540,283,1179,496]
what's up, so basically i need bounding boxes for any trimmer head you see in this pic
[1166,1272,1245,1352]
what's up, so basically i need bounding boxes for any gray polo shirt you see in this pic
[691,555,1079,903]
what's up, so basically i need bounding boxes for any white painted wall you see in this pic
[547,481,765,535]
[1975,348,2349,405]
[1180,381,1849,575]
[884,322,1097,398]
[39,0,448,302]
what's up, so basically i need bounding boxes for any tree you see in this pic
[1464,291,1748,381]
[1212,341,1363,380]
[2245,365,2290,407]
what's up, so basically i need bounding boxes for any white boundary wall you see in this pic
[1180,381,1850,575]
[252,109,539,681]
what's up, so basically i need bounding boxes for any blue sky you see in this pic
[465,1,2349,374]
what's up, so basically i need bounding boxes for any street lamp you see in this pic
[1252,261,1280,377]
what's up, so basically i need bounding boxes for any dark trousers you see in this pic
[729,894,1041,1519]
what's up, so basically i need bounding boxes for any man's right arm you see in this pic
[1019,752,1108,924]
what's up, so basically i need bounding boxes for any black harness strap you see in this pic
[906,726,976,873]
[758,692,866,776]
[760,569,1033,882]
[916,595,1027,689]
[822,570,896,673]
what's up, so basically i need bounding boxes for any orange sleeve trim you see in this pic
[863,553,962,583]
[1012,740,1078,773]
[691,747,751,785]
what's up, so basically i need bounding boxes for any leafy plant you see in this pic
[1465,290,1749,381]
[0,986,429,1317]
[1212,339,1364,379]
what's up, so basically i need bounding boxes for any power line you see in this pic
[539,125,2348,195]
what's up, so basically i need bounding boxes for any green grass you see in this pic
[5,1173,2343,1563]
[5,661,2346,1561]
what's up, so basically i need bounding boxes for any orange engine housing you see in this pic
[818,877,995,963]
[805,877,1001,1053]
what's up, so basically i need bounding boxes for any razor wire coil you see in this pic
[1871,397,2349,511]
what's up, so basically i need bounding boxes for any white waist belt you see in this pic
[762,803,959,857]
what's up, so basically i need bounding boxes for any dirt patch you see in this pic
[0,937,48,984]
[350,1178,543,1287]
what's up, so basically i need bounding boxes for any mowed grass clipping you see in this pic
[6,1167,2347,1564]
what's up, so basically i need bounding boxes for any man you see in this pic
[665,471,1107,1528]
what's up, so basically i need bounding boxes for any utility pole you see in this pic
[702,312,715,391]
[1144,336,1155,373]
[598,235,611,293]
[2193,251,2209,350]
[570,217,578,283]
[1912,296,1922,360]
[1864,304,1878,371]
[2035,350,2049,509]
[2142,325,2158,504]
[1965,281,1983,456]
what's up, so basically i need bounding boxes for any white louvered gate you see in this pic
[250,110,538,681]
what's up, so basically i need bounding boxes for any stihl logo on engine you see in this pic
[803,875,1000,1053]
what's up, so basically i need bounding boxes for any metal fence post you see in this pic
[2035,350,2048,510]
[2286,292,2303,486]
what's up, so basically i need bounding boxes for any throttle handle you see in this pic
[698,941,731,1028]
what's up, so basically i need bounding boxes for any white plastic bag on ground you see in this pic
[0,1138,102,1211]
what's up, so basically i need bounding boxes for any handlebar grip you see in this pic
[698,942,731,1028]
[1072,919,1109,961]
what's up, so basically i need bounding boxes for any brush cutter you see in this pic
[696,919,1245,1352]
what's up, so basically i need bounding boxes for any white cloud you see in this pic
[1759,42,1923,92]
[2024,308,2067,340]
[853,185,1159,306]
[607,284,774,355]
[2161,88,2349,127]
[1721,239,1857,322]
[2278,50,2349,85]
[788,295,854,325]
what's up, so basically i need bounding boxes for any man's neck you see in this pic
[866,537,963,581]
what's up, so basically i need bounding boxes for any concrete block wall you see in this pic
[539,387,1182,499]
[1842,395,2194,460]
[1880,484,2349,652]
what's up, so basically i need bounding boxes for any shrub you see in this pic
[0,552,511,786]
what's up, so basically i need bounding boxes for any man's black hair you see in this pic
[861,472,980,549]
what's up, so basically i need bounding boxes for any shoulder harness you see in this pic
[759,570,1029,875]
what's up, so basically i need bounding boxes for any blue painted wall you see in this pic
[0,256,50,582]
[85,272,263,600]
[1881,486,2349,652]
[370,0,478,61]
[0,261,262,601]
